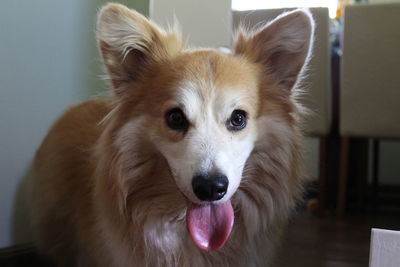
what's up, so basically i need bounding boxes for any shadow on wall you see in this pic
[11,165,34,244]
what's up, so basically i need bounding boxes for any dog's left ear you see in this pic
[234,9,314,91]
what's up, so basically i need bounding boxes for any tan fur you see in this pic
[32,4,314,267]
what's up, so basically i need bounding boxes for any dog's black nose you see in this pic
[192,173,229,201]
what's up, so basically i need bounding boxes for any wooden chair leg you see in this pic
[318,136,328,215]
[337,137,350,217]
[372,139,380,211]
[356,138,369,210]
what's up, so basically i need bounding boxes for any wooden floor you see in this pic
[277,210,400,267]
[1,211,399,267]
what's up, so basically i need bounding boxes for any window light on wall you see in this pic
[232,0,338,18]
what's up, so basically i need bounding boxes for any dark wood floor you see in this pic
[1,211,399,267]
[278,210,400,267]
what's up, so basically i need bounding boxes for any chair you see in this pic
[338,3,400,217]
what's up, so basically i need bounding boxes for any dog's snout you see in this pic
[192,173,228,201]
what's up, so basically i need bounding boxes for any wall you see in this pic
[150,0,232,47]
[0,0,148,248]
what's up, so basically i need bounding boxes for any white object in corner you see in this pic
[369,228,400,267]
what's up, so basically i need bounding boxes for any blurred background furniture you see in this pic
[338,3,400,217]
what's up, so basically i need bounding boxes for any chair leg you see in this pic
[372,139,380,211]
[318,136,328,215]
[356,138,369,210]
[337,136,350,217]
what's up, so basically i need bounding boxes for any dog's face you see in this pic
[97,3,313,250]
[152,52,259,204]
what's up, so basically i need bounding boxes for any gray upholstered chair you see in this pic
[232,8,332,211]
[338,3,400,216]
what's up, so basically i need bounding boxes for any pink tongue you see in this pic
[186,201,234,251]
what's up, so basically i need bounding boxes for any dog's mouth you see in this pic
[186,200,234,251]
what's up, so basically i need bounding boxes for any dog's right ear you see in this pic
[97,3,183,92]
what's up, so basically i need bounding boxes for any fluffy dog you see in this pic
[31,3,314,267]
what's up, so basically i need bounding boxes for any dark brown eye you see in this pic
[228,110,247,131]
[166,108,189,131]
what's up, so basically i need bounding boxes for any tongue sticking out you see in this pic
[186,200,234,251]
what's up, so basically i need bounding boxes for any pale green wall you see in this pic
[0,0,148,248]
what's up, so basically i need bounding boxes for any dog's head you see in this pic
[97,4,313,251]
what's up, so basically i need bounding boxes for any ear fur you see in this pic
[97,3,183,91]
[234,9,314,91]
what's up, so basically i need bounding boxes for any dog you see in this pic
[31,3,314,267]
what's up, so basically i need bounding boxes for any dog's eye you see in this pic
[228,110,247,131]
[166,108,189,131]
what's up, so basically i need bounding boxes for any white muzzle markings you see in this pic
[157,82,256,204]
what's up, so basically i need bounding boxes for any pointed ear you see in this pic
[234,9,314,91]
[97,3,183,92]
